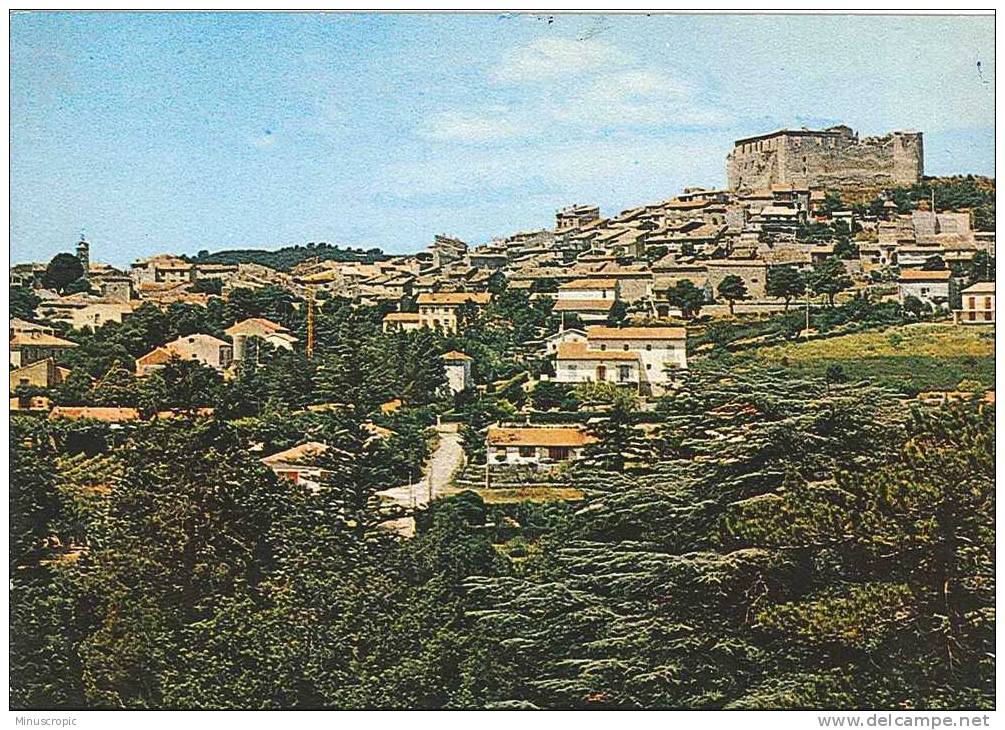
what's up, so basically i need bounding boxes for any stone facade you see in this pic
[727,126,923,194]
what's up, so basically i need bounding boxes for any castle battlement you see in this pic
[727,125,923,194]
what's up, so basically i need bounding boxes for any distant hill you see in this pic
[187,242,388,271]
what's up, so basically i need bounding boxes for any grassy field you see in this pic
[699,323,995,395]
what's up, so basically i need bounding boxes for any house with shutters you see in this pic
[955,282,995,324]
[416,292,492,332]
[553,326,688,389]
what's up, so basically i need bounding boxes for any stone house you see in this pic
[705,259,771,299]
[486,425,596,465]
[10,357,69,391]
[898,269,953,309]
[131,255,196,286]
[10,331,77,368]
[136,333,234,376]
[36,295,134,330]
[225,317,297,360]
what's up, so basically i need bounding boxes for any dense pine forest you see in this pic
[10,282,995,708]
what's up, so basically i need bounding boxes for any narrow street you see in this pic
[377,422,465,536]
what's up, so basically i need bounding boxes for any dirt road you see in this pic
[377,422,465,536]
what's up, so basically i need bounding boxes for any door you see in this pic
[596,365,607,381]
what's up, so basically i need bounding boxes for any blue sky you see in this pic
[10,12,996,267]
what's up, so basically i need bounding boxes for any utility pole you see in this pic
[306,285,315,359]
[805,288,811,340]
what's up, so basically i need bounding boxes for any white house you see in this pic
[543,327,587,355]
[442,350,473,394]
[955,281,995,324]
[486,425,595,465]
[554,342,642,385]
[898,269,953,309]
[36,295,134,330]
[553,326,688,388]
[557,278,619,301]
[584,326,688,383]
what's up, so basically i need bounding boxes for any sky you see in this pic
[10,12,996,267]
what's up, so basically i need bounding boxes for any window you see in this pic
[548,447,570,461]
[618,365,631,382]
[646,344,652,351]
[600,344,607,351]
[623,344,629,351]
[986,297,993,309]
[518,446,535,458]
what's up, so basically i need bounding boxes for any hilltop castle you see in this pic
[727,125,923,194]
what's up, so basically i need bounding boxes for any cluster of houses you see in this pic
[10,124,996,483]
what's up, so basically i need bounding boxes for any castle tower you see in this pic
[76,235,90,280]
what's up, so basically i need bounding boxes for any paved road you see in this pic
[377,422,465,536]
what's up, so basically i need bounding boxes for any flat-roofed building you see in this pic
[552,297,616,325]
[557,278,619,301]
[36,295,134,330]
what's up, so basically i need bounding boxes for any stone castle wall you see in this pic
[727,127,923,194]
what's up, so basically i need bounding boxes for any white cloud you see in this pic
[552,69,728,128]
[418,109,522,143]
[491,37,631,83]
[250,131,276,149]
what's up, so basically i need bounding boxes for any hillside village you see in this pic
[11,126,997,485]
[10,115,998,709]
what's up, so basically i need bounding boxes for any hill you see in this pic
[187,241,388,271]
[705,322,995,395]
